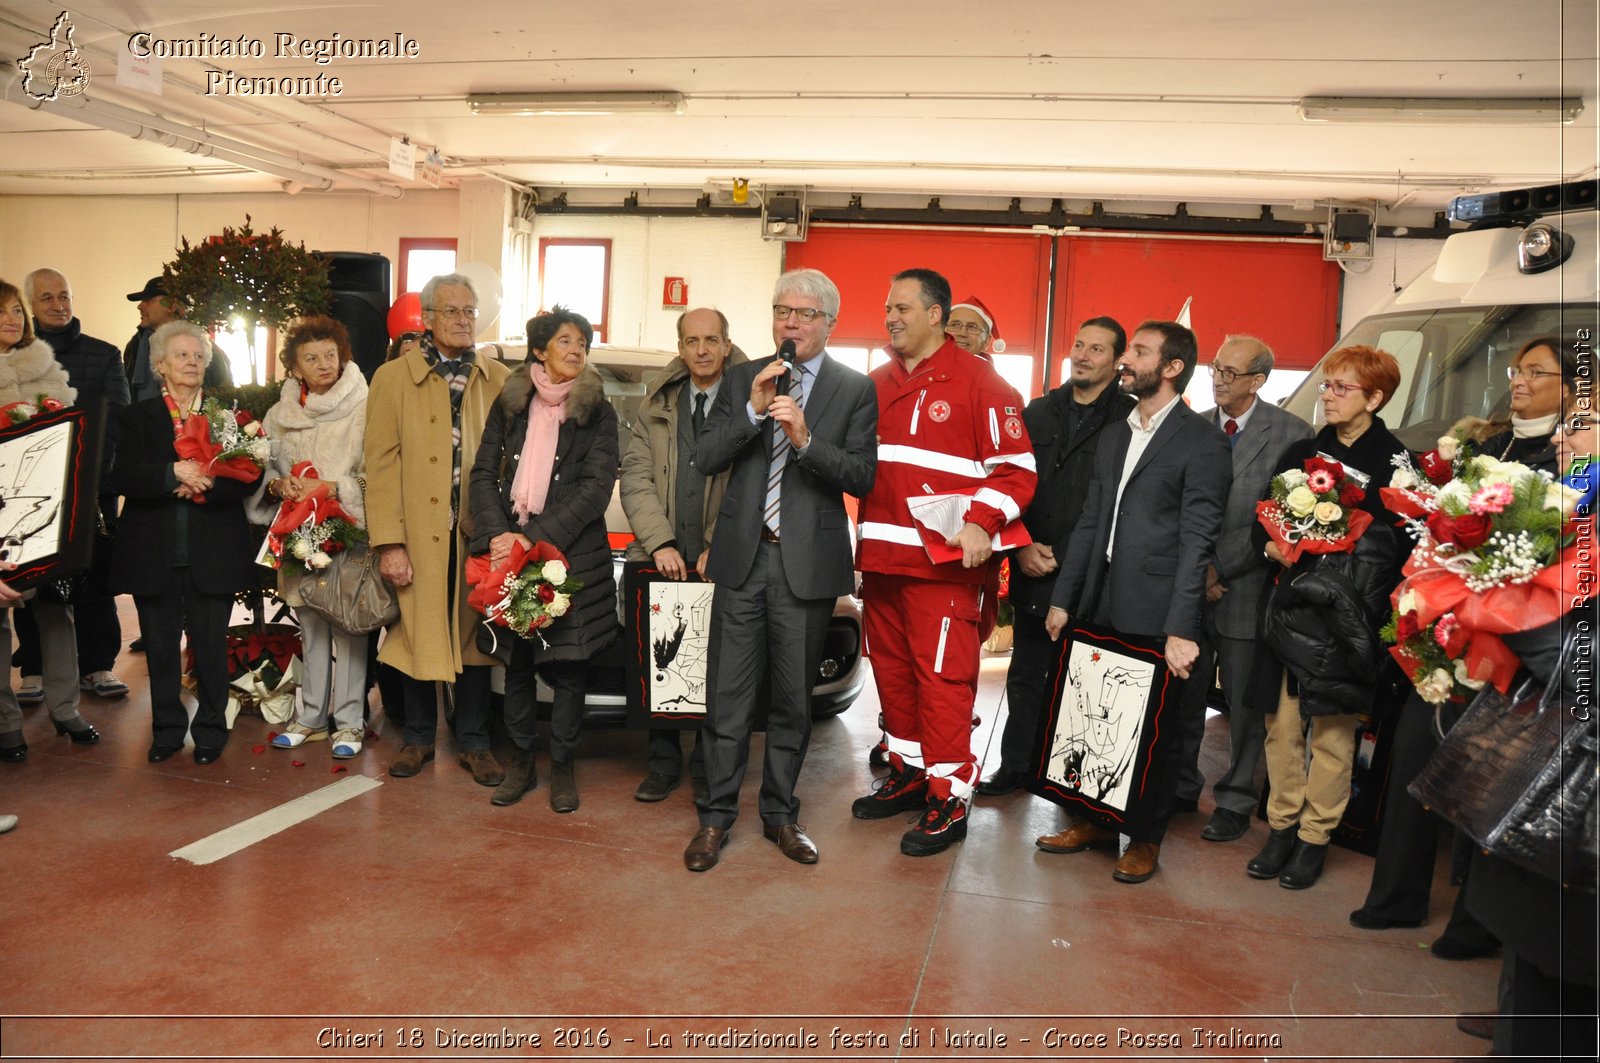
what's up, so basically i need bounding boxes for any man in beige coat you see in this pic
[620,308,745,803]
[365,273,512,785]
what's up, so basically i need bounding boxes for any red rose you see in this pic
[1305,456,1346,483]
[1427,510,1492,550]
[1338,483,1366,507]
[1396,612,1420,642]
[1419,450,1453,486]
[537,583,556,603]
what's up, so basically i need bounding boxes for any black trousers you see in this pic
[400,665,491,751]
[502,639,587,762]
[1497,951,1599,1061]
[994,609,1067,773]
[135,568,231,750]
[647,726,705,778]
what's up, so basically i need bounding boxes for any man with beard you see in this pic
[978,316,1133,796]
[1039,320,1231,883]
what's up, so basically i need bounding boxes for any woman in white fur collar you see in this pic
[252,316,370,759]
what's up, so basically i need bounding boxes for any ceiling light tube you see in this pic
[468,91,684,116]
[1299,96,1582,125]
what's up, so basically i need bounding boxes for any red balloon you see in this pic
[386,292,424,340]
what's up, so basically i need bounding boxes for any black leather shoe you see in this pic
[975,766,1029,796]
[194,746,224,765]
[148,744,181,762]
[634,771,682,802]
[53,719,101,745]
[1430,934,1500,961]
[1246,826,1298,879]
[763,822,819,864]
[1201,808,1251,842]
[0,742,28,763]
[1349,908,1423,931]
[129,637,146,653]
[1278,839,1328,889]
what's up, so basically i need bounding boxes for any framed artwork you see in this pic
[1028,619,1177,836]
[623,560,715,730]
[0,404,103,592]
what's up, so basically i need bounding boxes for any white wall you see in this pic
[0,189,460,345]
[1336,236,1443,333]
[528,215,783,354]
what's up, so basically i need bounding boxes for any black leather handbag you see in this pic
[1408,629,1598,893]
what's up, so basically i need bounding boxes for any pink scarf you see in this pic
[509,361,575,522]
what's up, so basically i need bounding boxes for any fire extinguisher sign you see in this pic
[662,276,688,308]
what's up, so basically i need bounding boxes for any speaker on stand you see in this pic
[320,251,391,381]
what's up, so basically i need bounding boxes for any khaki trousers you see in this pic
[1264,674,1360,845]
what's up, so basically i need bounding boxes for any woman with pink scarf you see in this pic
[468,307,618,813]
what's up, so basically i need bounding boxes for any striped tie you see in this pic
[763,362,806,538]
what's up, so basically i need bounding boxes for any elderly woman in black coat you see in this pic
[110,321,259,765]
[469,307,618,813]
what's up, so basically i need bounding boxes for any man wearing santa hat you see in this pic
[945,296,1005,360]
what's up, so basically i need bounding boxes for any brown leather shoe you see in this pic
[1113,841,1160,883]
[1036,819,1119,854]
[388,743,435,778]
[1454,1011,1496,1041]
[459,750,505,787]
[684,826,729,872]
[763,823,819,864]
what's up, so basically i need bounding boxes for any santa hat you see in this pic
[951,295,1006,353]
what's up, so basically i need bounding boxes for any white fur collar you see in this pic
[272,362,367,429]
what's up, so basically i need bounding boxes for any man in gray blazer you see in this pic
[1042,321,1232,884]
[1180,336,1314,843]
[683,269,877,872]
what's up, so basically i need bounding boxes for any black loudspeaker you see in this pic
[319,251,391,381]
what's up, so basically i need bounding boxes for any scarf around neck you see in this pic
[1512,412,1559,439]
[509,361,576,522]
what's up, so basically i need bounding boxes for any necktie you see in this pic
[1224,418,1239,446]
[693,390,706,435]
[763,363,806,538]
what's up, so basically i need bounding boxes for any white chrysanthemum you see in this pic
[291,539,313,560]
[1417,668,1454,705]
[309,550,333,569]
[1390,466,1420,489]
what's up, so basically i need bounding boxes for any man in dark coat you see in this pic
[978,316,1133,796]
[1041,321,1232,884]
[122,276,232,402]
[17,268,130,700]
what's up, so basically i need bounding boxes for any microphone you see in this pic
[776,338,796,373]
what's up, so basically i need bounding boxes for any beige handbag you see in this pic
[294,539,398,635]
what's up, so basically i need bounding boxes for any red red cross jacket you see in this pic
[858,338,1037,584]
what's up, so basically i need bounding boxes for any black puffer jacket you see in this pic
[1261,520,1403,717]
[468,367,619,664]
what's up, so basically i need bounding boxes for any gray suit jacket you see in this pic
[1051,400,1232,641]
[697,354,877,600]
[1203,400,1314,639]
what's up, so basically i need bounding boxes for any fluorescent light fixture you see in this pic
[468,91,684,116]
[1299,96,1582,125]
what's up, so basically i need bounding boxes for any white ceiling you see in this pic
[0,0,1595,214]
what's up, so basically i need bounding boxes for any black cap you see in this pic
[126,276,168,301]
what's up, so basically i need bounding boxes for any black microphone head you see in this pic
[778,339,796,360]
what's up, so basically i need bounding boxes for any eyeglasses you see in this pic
[772,304,830,323]
[945,321,989,336]
[1555,417,1592,435]
[427,305,479,320]
[1207,363,1261,384]
[1507,365,1561,382]
[1317,380,1368,398]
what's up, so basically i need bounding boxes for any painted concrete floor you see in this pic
[0,605,1500,1061]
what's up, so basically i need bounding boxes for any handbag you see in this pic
[1408,628,1598,892]
[294,539,399,635]
[290,478,398,636]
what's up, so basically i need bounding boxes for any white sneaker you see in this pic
[271,722,329,749]
[80,671,129,699]
[16,677,43,706]
[331,729,364,759]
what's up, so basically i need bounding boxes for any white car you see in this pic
[479,341,867,722]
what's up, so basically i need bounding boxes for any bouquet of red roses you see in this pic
[1255,455,1373,564]
[1,394,67,425]
[465,540,584,647]
[261,461,365,576]
[175,398,269,500]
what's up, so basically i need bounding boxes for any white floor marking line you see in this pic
[170,775,383,865]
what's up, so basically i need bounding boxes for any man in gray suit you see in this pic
[1041,321,1232,884]
[683,269,877,872]
[1180,336,1314,843]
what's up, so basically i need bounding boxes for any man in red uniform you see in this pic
[854,268,1037,856]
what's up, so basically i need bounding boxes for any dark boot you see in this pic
[1278,839,1328,889]
[550,758,579,813]
[490,748,537,807]
[1246,826,1298,879]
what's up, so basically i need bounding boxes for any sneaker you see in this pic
[16,677,43,706]
[330,730,363,759]
[271,722,329,749]
[80,671,129,699]
[900,797,969,856]
[851,765,928,820]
